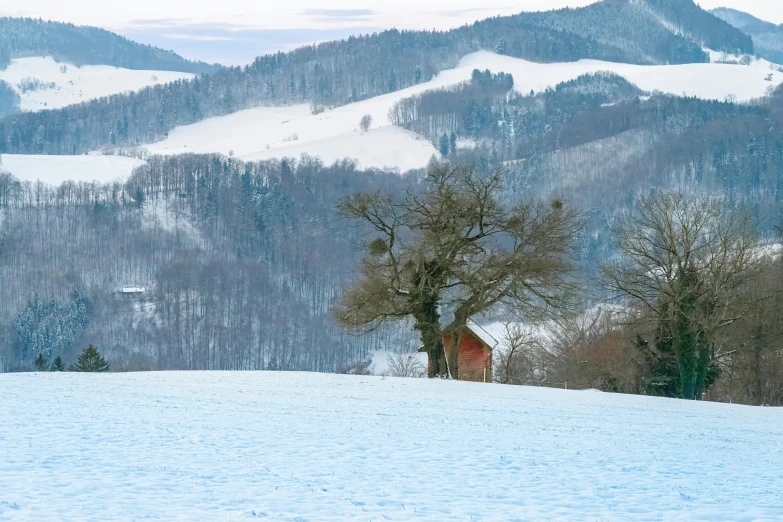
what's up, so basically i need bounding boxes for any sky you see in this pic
[0,0,781,65]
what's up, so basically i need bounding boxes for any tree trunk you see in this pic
[413,295,447,378]
[675,312,698,400]
[427,335,448,378]
[447,330,462,380]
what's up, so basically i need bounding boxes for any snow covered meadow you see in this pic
[145,51,783,173]
[0,154,144,184]
[1,371,781,521]
[0,57,194,111]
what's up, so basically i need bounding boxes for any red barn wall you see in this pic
[443,331,492,383]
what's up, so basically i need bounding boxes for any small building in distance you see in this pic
[421,320,498,382]
[116,287,146,299]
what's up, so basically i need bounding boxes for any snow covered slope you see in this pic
[1,371,781,521]
[1,154,144,184]
[0,57,194,111]
[462,51,783,101]
[147,51,783,173]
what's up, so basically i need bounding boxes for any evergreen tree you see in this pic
[450,132,457,155]
[50,356,65,372]
[74,345,109,372]
[134,187,145,210]
[34,353,49,371]
[439,134,450,157]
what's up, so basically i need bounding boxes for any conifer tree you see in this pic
[439,134,450,157]
[50,356,65,372]
[74,345,109,373]
[34,353,49,371]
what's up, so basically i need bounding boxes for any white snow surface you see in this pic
[460,51,783,102]
[1,371,781,521]
[146,51,783,173]
[0,57,194,111]
[0,154,144,184]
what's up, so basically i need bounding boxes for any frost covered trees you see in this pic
[334,163,581,379]
[13,292,92,364]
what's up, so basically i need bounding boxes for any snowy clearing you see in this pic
[0,154,144,184]
[1,371,781,521]
[0,57,194,111]
[462,51,783,102]
[146,51,783,173]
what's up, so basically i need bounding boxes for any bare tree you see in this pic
[334,164,582,379]
[494,323,540,385]
[603,192,762,400]
[360,114,373,132]
[545,307,638,392]
[386,352,427,378]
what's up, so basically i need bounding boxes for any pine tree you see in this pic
[50,356,65,372]
[450,132,457,155]
[439,134,450,157]
[74,345,109,373]
[34,353,49,371]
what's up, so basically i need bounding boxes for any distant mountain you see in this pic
[711,8,783,63]
[503,0,753,64]
[0,18,221,74]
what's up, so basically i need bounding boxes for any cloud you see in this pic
[160,33,236,42]
[302,9,376,20]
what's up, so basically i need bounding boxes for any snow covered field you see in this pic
[1,371,781,521]
[464,51,783,102]
[0,57,194,111]
[147,51,783,173]
[0,154,144,184]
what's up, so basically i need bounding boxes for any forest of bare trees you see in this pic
[0,155,418,373]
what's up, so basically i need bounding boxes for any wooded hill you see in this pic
[712,8,783,64]
[0,17,220,73]
[0,156,415,372]
[0,0,753,155]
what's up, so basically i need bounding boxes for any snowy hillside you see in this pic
[0,57,194,111]
[0,372,780,520]
[464,51,783,101]
[0,154,144,184]
[146,51,783,173]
